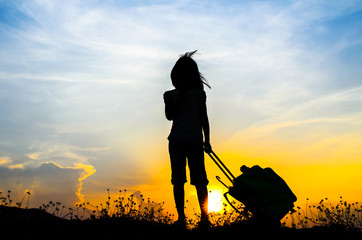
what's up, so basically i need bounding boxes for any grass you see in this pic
[61,189,174,224]
[0,190,31,208]
[1,189,362,239]
[0,189,250,227]
[284,197,362,231]
[38,189,252,228]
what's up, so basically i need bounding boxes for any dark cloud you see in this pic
[0,161,95,207]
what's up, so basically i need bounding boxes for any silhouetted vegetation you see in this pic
[1,190,361,239]
[284,197,362,231]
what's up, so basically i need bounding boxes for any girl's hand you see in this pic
[203,142,212,154]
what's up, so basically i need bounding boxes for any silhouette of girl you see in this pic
[164,50,212,227]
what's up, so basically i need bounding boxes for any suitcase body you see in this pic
[207,151,297,222]
[227,165,297,221]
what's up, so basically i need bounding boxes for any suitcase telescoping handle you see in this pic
[207,150,235,185]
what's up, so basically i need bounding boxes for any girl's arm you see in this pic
[165,101,176,120]
[164,90,181,121]
[200,102,212,153]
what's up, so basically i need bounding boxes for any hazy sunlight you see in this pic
[208,190,224,213]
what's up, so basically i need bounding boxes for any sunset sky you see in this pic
[1,0,362,214]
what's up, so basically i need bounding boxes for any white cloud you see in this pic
[0,156,12,165]
[25,143,87,163]
[7,164,24,170]
[0,156,24,169]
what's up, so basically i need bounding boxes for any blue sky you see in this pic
[1,0,362,208]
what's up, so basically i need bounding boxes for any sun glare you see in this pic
[208,190,224,213]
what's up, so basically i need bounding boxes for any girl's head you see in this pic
[171,50,210,90]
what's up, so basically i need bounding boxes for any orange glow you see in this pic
[77,128,362,218]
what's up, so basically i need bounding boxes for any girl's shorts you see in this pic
[168,140,209,186]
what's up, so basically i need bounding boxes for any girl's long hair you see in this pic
[170,50,210,91]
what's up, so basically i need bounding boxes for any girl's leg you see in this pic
[169,140,187,222]
[195,184,208,219]
[173,183,186,221]
[187,143,209,220]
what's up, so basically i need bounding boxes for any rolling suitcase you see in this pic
[207,151,297,222]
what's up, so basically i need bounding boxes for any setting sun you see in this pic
[208,190,224,213]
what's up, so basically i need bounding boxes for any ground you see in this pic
[0,206,361,240]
